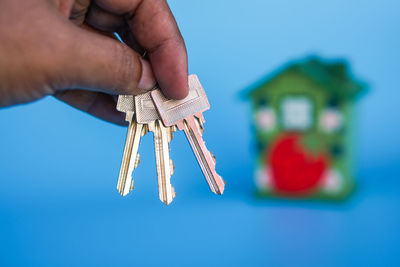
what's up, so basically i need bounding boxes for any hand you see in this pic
[0,0,188,125]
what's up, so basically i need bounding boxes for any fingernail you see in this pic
[138,58,156,91]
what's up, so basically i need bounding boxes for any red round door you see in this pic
[268,133,328,195]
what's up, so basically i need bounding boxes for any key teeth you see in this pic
[209,151,217,164]
[163,200,172,205]
[213,178,225,195]
[170,159,175,176]
[168,127,175,142]
[160,185,176,206]
[172,188,176,200]
[130,180,134,191]
[117,178,134,196]
[134,153,141,168]
[220,180,226,194]
[162,187,176,206]
[118,188,128,197]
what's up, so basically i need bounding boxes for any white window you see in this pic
[255,107,276,132]
[281,96,313,130]
[320,108,343,133]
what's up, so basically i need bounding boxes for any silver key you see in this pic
[151,75,225,195]
[135,92,176,205]
[116,95,147,196]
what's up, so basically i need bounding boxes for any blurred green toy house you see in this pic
[246,57,365,199]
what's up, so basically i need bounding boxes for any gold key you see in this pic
[135,92,176,205]
[151,75,225,195]
[148,121,176,205]
[116,95,147,196]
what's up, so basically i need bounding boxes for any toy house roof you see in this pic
[245,56,366,100]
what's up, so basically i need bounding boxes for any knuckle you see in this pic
[113,43,142,92]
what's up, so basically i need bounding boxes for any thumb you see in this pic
[52,24,156,95]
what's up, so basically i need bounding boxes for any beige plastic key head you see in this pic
[134,91,161,124]
[151,74,210,127]
[116,95,135,113]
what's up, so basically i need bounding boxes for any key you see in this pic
[116,95,147,196]
[135,92,176,205]
[151,75,225,195]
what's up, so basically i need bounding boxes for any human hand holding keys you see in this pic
[116,75,225,205]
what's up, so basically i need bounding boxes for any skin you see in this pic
[0,0,188,125]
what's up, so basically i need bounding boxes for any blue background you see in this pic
[1,0,399,266]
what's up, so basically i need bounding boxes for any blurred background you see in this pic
[0,0,399,266]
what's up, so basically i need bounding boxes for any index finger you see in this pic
[95,0,188,99]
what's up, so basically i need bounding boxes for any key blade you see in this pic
[149,120,176,205]
[151,74,210,127]
[117,114,144,196]
[177,116,225,195]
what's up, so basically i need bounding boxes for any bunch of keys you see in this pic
[116,75,225,205]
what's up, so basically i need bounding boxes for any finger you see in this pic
[54,89,127,126]
[117,26,146,57]
[128,0,188,99]
[80,22,116,39]
[86,3,125,32]
[70,0,90,25]
[51,22,156,96]
[95,0,188,99]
